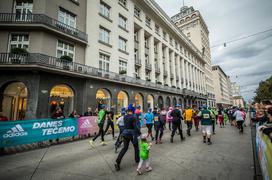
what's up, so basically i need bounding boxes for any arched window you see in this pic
[147,94,154,109]
[158,96,163,110]
[117,91,128,113]
[1,82,27,120]
[173,97,177,107]
[50,84,74,116]
[166,97,171,108]
[135,93,143,110]
[96,89,111,110]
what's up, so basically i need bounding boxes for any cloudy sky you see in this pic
[155,0,272,101]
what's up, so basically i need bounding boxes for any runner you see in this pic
[198,105,213,145]
[183,106,194,136]
[115,106,140,171]
[154,109,165,144]
[104,106,116,139]
[170,104,185,143]
[218,110,224,128]
[89,105,107,147]
[160,107,167,129]
[209,107,216,134]
[166,107,173,130]
[137,134,152,175]
[144,108,154,141]
[192,109,200,131]
[115,108,126,153]
[233,108,244,133]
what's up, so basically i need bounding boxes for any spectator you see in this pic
[84,107,93,116]
[51,108,65,119]
[69,110,81,118]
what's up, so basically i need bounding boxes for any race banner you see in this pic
[78,116,98,136]
[0,118,78,148]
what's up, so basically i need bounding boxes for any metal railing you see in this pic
[0,13,88,42]
[0,53,185,94]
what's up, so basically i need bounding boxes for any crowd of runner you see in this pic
[86,103,253,175]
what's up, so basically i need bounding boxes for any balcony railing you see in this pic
[135,59,141,67]
[155,64,160,74]
[145,62,152,70]
[0,13,88,42]
[0,53,188,95]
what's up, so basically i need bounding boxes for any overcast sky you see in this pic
[155,0,272,102]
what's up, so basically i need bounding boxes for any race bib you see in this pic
[203,114,210,119]
[154,116,159,121]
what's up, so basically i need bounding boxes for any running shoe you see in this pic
[207,141,212,145]
[137,169,142,175]
[89,140,95,148]
[146,166,152,172]
[115,163,120,171]
[101,141,107,146]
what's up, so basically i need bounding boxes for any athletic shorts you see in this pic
[201,125,212,135]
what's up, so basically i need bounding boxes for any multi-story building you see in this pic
[172,6,216,107]
[0,0,207,120]
[231,82,245,107]
[212,65,232,107]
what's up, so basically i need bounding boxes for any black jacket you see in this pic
[170,109,183,123]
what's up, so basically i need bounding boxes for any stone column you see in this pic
[158,42,164,84]
[139,28,145,80]
[170,51,176,87]
[165,47,171,86]
[176,56,181,89]
[149,36,155,83]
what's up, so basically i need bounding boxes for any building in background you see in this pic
[212,65,232,107]
[231,82,245,107]
[172,6,216,107]
[0,0,207,120]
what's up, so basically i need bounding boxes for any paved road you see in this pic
[0,121,254,180]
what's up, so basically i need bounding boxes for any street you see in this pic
[0,121,254,180]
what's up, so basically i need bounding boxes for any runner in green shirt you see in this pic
[137,134,152,175]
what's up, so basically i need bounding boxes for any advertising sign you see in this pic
[0,118,77,147]
[78,116,98,136]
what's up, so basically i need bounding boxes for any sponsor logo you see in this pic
[3,124,28,138]
[80,120,92,128]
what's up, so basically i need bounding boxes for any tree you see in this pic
[254,75,272,102]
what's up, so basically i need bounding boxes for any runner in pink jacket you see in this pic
[166,107,173,130]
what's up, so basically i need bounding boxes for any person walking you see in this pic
[154,109,165,144]
[104,106,116,139]
[170,104,185,143]
[137,134,153,175]
[198,105,213,145]
[115,107,140,171]
[183,106,194,136]
[89,105,107,147]
[233,108,245,133]
[144,108,154,141]
[166,107,173,131]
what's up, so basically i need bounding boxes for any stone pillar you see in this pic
[176,56,181,89]
[158,42,164,84]
[149,36,155,83]
[181,58,185,89]
[139,28,145,80]
[165,47,171,86]
[170,51,176,87]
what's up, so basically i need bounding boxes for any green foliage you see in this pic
[254,75,272,102]
[10,47,28,54]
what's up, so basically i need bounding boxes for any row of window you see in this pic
[9,33,74,59]
[99,53,127,74]
[99,26,127,52]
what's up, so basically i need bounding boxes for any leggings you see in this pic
[93,123,104,141]
[137,158,150,169]
[155,128,164,141]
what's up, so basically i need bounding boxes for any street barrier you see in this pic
[0,118,78,148]
[256,125,272,180]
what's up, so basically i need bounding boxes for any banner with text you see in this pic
[0,118,78,147]
[78,116,98,136]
